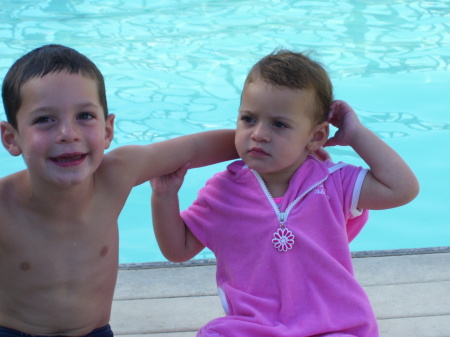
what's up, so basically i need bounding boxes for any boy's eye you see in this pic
[77,112,95,120]
[240,115,255,124]
[273,121,287,128]
[33,116,54,124]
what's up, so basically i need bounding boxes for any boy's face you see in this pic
[1,72,114,187]
[236,78,327,183]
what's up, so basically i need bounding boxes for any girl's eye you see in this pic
[273,121,287,128]
[77,112,95,120]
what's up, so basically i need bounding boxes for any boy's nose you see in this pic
[251,123,270,143]
[56,122,80,143]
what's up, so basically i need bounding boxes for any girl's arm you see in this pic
[325,100,419,210]
[150,165,204,262]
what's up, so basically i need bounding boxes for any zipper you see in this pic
[251,170,328,227]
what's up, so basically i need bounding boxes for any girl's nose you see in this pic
[251,123,270,143]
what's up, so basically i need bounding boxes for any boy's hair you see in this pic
[2,44,108,129]
[244,49,333,124]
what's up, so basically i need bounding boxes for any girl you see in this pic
[150,50,419,337]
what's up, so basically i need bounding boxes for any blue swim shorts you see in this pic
[0,324,113,337]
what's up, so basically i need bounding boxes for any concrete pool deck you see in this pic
[111,247,450,337]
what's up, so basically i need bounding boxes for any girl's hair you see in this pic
[244,49,333,124]
[2,44,108,129]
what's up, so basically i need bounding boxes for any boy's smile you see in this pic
[50,152,88,167]
[236,78,327,187]
[3,72,114,188]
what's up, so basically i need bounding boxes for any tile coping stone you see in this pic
[119,246,450,270]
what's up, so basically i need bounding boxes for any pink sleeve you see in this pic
[180,175,218,251]
[345,167,369,242]
[328,162,370,242]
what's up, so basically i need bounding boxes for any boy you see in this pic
[0,44,237,336]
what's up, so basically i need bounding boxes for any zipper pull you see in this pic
[279,212,286,227]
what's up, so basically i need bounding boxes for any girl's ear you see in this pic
[1,121,22,156]
[308,121,329,152]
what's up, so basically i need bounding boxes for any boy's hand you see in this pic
[324,100,363,148]
[150,164,189,197]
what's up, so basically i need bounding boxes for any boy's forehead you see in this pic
[21,71,99,94]
[19,72,102,109]
[28,70,96,83]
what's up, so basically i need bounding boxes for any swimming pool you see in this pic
[1,0,449,263]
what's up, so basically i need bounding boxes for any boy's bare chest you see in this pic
[0,209,118,332]
[0,198,119,282]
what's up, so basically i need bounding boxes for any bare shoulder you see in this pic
[97,131,235,188]
[98,143,178,187]
[0,170,28,235]
[97,145,149,185]
[0,171,26,210]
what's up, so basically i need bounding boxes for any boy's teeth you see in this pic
[55,155,82,162]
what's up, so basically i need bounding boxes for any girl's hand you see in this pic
[324,101,419,210]
[150,164,189,197]
[324,100,363,148]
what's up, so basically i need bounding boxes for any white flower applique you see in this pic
[272,227,295,252]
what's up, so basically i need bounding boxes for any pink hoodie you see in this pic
[182,155,378,337]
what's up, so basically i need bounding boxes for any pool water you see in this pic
[1,0,449,263]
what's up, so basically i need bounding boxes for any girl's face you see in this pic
[1,72,114,188]
[235,78,328,185]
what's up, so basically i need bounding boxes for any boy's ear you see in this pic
[103,114,115,150]
[1,121,22,156]
[308,121,329,151]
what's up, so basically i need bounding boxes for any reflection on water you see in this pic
[361,110,450,136]
[1,0,449,262]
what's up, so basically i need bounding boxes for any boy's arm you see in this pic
[325,100,419,210]
[107,129,237,187]
[150,165,204,262]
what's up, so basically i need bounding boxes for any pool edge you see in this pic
[119,246,450,270]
